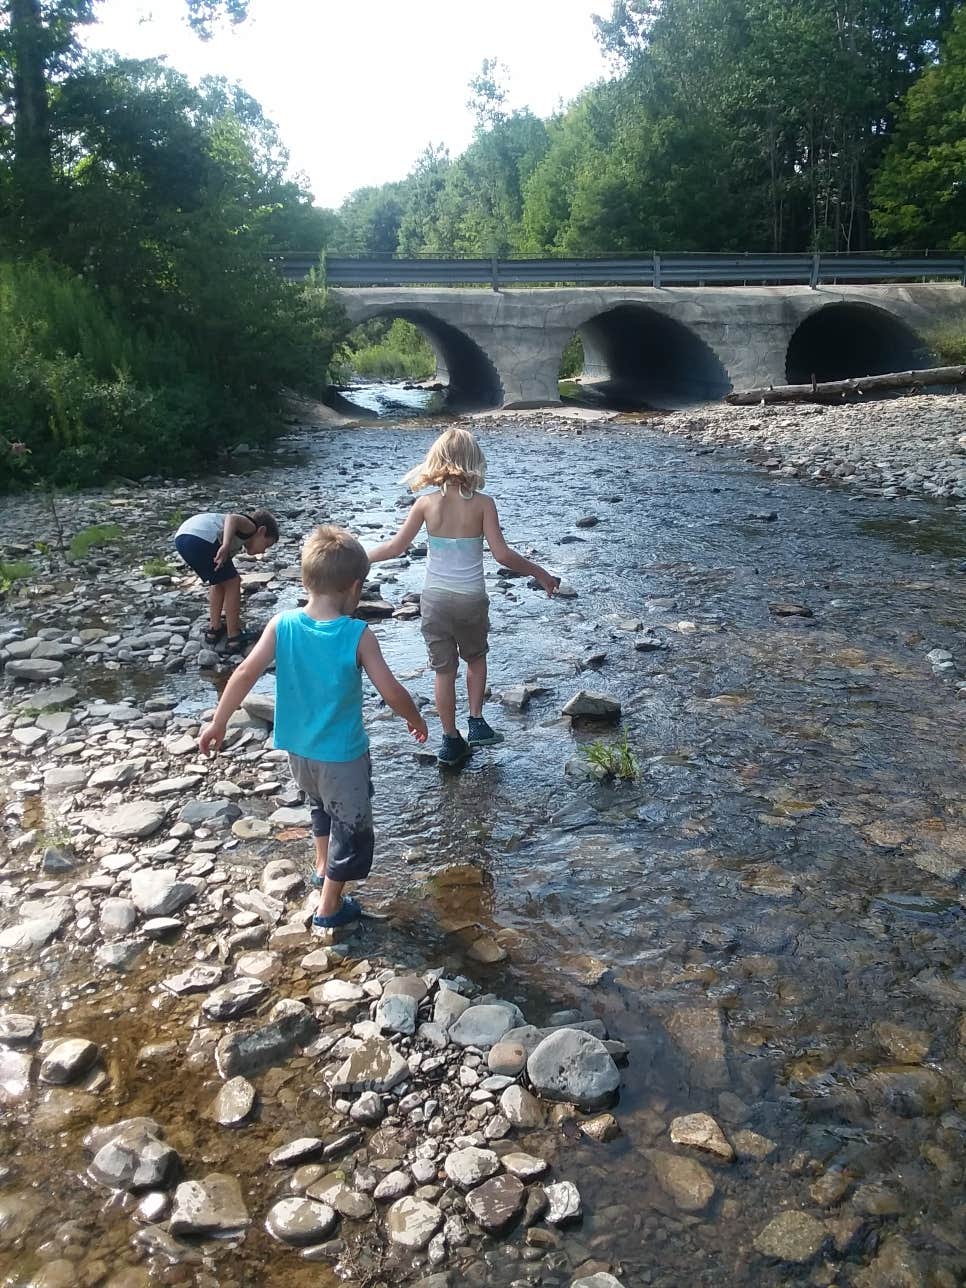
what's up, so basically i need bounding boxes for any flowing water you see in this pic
[2,408,966,1285]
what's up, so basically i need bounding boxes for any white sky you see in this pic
[85,0,612,208]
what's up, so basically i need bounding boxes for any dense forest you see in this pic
[1,0,964,487]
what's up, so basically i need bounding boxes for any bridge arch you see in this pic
[562,303,732,407]
[785,302,933,385]
[338,307,503,412]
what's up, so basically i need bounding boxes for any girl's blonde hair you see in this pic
[402,428,486,495]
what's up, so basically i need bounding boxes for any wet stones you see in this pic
[201,976,271,1021]
[857,1065,951,1117]
[561,691,621,720]
[374,993,418,1035]
[753,1211,826,1263]
[571,1276,624,1288]
[668,1112,734,1161]
[500,1085,544,1128]
[526,1029,620,1110]
[88,1122,178,1191]
[215,1000,318,1079]
[162,964,224,995]
[647,1150,715,1213]
[433,988,471,1030]
[465,1174,525,1233]
[38,1038,98,1085]
[98,898,137,938]
[660,1004,728,1089]
[178,798,242,827]
[269,1138,324,1167]
[487,1040,527,1076]
[329,1037,410,1094]
[502,1152,549,1181]
[449,1003,523,1049]
[169,1173,250,1237]
[386,1196,443,1250]
[373,1170,412,1201]
[81,801,167,840]
[129,869,198,917]
[349,1091,385,1125]
[266,1197,337,1245]
[0,1014,40,1047]
[444,1147,501,1190]
[210,1076,256,1127]
[4,657,64,682]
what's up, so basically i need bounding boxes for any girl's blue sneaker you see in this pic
[312,896,362,931]
[437,733,471,766]
[467,716,504,746]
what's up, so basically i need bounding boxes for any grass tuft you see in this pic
[583,731,639,780]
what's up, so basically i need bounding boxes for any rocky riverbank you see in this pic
[656,392,966,503]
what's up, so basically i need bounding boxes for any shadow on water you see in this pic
[860,514,966,561]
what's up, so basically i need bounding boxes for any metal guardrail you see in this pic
[273,251,966,290]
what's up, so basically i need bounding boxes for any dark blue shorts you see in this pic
[175,533,239,586]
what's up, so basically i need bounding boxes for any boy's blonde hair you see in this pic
[403,428,486,494]
[301,525,369,594]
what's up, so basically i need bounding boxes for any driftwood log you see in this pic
[727,365,966,406]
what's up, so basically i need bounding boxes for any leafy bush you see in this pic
[559,333,584,380]
[0,560,33,594]
[338,318,435,382]
[68,523,122,559]
[928,312,966,365]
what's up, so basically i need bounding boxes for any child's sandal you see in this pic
[203,626,224,646]
[225,633,247,655]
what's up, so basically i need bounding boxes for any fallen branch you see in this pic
[727,365,966,406]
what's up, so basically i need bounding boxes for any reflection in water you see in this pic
[2,416,966,1284]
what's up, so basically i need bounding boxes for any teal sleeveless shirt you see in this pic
[273,611,369,762]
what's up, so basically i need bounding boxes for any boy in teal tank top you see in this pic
[200,526,428,930]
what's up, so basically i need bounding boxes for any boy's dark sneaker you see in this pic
[437,733,471,766]
[312,896,362,931]
[467,716,504,746]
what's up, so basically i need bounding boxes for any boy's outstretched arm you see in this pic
[358,628,428,742]
[482,496,559,596]
[367,497,426,563]
[199,617,278,754]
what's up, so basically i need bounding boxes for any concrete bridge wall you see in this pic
[330,284,966,409]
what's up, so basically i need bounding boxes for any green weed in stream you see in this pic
[583,731,639,780]
[0,560,33,593]
[142,556,175,576]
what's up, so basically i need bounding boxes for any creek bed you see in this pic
[1,409,965,1286]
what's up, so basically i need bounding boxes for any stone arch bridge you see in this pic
[329,284,965,409]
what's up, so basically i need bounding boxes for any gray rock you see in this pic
[5,658,64,681]
[129,869,198,917]
[43,765,90,792]
[502,1152,548,1181]
[266,1197,337,1245]
[465,1174,525,1233]
[374,1170,412,1201]
[753,1211,827,1263]
[242,693,276,723]
[488,1040,527,1075]
[383,974,429,1002]
[571,1276,625,1288]
[0,1013,40,1047]
[660,1004,729,1089]
[169,1173,250,1236]
[433,988,472,1030]
[82,801,166,840]
[162,964,225,995]
[329,1037,410,1094]
[349,1092,385,1125]
[41,847,75,874]
[99,898,137,938]
[374,994,418,1035]
[562,690,621,720]
[215,1000,318,1079]
[443,1147,501,1191]
[0,917,64,951]
[202,977,271,1021]
[210,1076,256,1126]
[39,1038,98,1085]
[544,1180,582,1225]
[178,799,242,827]
[449,1003,524,1049]
[647,1150,715,1212]
[386,1196,443,1250]
[88,1124,178,1191]
[526,1029,620,1110]
[669,1112,734,1160]
[500,1084,545,1128]
[269,1138,323,1167]
[0,1049,33,1103]
[95,938,147,971]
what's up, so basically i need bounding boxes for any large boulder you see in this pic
[526,1029,620,1110]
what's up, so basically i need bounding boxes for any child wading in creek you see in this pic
[367,428,559,766]
[174,509,278,653]
[199,525,428,931]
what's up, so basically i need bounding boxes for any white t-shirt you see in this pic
[176,513,245,556]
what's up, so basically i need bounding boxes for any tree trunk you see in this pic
[727,366,966,406]
[11,0,51,188]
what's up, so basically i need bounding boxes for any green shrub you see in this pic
[0,560,33,593]
[68,523,122,559]
[929,313,966,365]
[338,318,435,382]
[559,333,584,379]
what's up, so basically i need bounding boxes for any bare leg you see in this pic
[314,834,347,918]
[434,668,459,736]
[466,655,487,718]
[313,833,328,882]
[208,584,225,632]
[223,576,242,636]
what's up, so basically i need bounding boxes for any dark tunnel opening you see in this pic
[786,303,934,385]
[567,304,732,408]
[330,309,503,416]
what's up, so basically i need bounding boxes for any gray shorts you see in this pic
[287,751,374,883]
[420,589,489,673]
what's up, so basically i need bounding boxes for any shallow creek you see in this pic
[1,415,965,1286]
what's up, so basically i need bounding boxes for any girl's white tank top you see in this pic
[424,534,485,595]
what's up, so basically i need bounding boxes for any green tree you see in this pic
[872,4,966,249]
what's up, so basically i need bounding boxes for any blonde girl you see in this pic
[367,428,559,766]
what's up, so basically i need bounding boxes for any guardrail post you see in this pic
[653,252,661,288]
[810,252,820,289]
[490,257,500,292]
[961,255,966,287]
